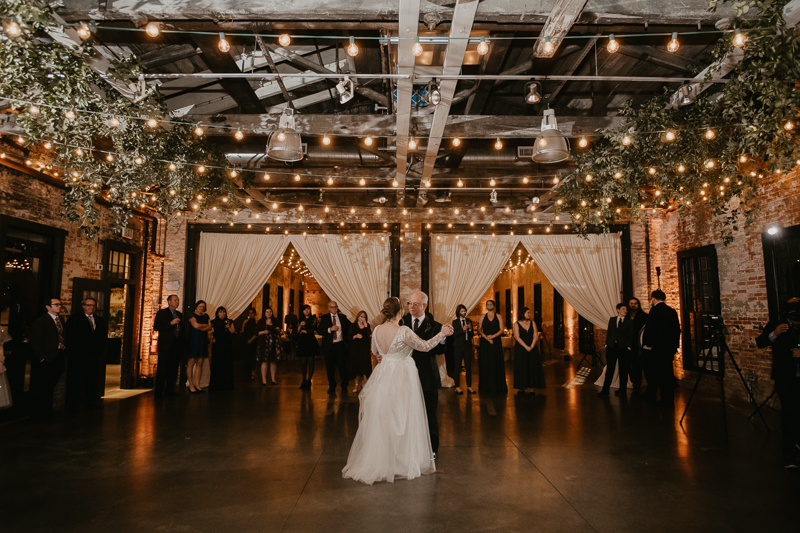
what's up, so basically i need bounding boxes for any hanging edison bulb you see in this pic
[412,37,423,57]
[346,36,359,57]
[578,136,588,148]
[145,22,160,38]
[322,134,331,145]
[364,136,373,146]
[705,128,716,140]
[452,138,461,147]
[408,137,417,150]
[5,21,21,37]
[477,36,489,56]
[494,137,503,150]
[607,34,620,53]
[542,36,554,55]
[77,23,91,39]
[667,32,680,53]
[234,129,244,141]
[732,28,746,48]
[218,33,231,52]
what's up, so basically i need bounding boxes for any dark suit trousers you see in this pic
[66,352,100,408]
[629,348,643,392]
[602,345,620,392]
[154,345,180,396]
[423,388,439,454]
[647,349,676,403]
[451,344,473,388]
[324,341,348,389]
[777,378,800,455]
[242,342,257,378]
[30,351,65,417]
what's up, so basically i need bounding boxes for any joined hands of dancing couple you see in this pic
[342,295,453,485]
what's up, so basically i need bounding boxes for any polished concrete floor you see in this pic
[2,357,799,533]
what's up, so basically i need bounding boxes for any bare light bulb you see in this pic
[543,36,554,55]
[279,34,291,47]
[578,136,588,148]
[412,38,423,57]
[667,32,679,53]
[494,138,503,150]
[607,34,619,53]
[234,129,244,141]
[733,29,746,48]
[477,37,489,56]
[364,136,373,146]
[322,135,331,145]
[218,33,230,53]
[145,22,160,38]
[346,36,359,57]
[452,138,461,147]
[408,137,417,150]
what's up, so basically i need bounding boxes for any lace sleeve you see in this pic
[400,326,445,353]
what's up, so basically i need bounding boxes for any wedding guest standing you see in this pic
[242,307,258,381]
[625,297,648,394]
[153,295,183,397]
[29,297,67,418]
[65,298,106,409]
[317,301,351,395]
[598,303,629,398]
[209,306,235,391]
[451,304,475,395]
[187,300,211,393]
[478,300,507,393]
[349,311,373,393]
[256,307,281,386]
[641,290,681,406]
[297,305,319,389]
[513,307,545,395]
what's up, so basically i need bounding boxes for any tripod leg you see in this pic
[725,345,770,431]
[721,367,728,440]
[680,370,705,426]
[748,390,775,430]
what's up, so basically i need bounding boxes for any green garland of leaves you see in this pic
[0,0,239,238]
[554,0,799,244]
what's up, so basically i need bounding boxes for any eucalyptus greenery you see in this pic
[554,0,799,244]
[0,0,239,238]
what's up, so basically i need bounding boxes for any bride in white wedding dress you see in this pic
[342,297,453,485]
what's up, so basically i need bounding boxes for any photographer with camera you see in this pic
[756,297,800,469]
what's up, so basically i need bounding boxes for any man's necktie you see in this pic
[413,318,419,332]
[333,314,339,341]
[54,317,65,350]
[88,315,95,331]
[462,318,467,339]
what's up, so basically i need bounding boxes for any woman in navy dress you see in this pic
[348,311,373,393]
[478,300,507,393]
[209,306,235,391]
[513,307,545,395]
[187,300,211,393]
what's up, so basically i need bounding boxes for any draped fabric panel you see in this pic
[430,235,518,322]
[290,234,390,324]
[519,233,622,329]
[196,233,287,320]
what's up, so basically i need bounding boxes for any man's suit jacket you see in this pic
[605,315,631,350]
[642,302,681,354]
[756,321,800,383]
[451,317,474,348]
[154,307,183,354]
[317,312,351,353]
[65,313,106,360]
[30,313,66,362]
[624,309,648,354]
[403,313,444,391]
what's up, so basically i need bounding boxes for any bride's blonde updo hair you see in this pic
[381,297,403,323]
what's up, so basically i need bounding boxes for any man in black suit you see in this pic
[317,300,351,395]
[625,297,648,394]
[403,291,448,458]
[641,289,681,405]
[756,297,800,469]
[65,298,106,409]
[153,295,183,397]
[450,303,476,394]
[29,297,67,418]
[599,303,632,397]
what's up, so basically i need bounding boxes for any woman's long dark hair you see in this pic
[518,306,531,321]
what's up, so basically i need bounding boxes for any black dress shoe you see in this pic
[456,390,464,395]
[598,390,610,397]
[467,389,475,394]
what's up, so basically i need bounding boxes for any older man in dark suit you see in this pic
[65,297,107,409]
[402,291,451,458]
[153,295,183,397]
[29,297,67,418]
[625,297,648,394]
[317,301,351,395]
[641,289,681,406]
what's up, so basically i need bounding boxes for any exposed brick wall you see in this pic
[634,166,800,403]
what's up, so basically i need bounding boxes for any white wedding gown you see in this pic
[342,325,446,485]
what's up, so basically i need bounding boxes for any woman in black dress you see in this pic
[209,306,236,391]
[256,307,281,386]
[297,305,319,389]
[513,307,545,395]
[187,300,212,393]
[348,311,373,393]
[478,300,507,393]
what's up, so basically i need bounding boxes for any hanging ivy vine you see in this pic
[554,0,799,244]
[0,0,240,238]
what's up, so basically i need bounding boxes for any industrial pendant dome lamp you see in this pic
[267,108,303,162]
[532,109,570,163]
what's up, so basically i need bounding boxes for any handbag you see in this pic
[0,362,12,409]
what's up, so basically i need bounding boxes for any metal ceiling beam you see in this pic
[420,0,480,186]
[393,0,422,202]
[464,32,514,115]
[543,37,597,106]
[532,0,589,58]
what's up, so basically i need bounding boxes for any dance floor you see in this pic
[2,357,799,533]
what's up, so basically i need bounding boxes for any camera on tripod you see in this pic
[701,314,727,343]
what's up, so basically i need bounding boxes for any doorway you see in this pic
[104,245,140,389]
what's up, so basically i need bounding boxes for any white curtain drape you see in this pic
[430,235,518,322]
[519,233,622,329]
[290,234,390,323]
[196,233,287,319]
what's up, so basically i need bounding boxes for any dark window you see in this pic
[505,288,512,326]
[578,315,596,355]
[553,289,565,349]
[289,288,296,313]
[277,286,284,323]
[677,244,722,373]
[762,223,800,321]
[533,283,542,328]
[494,291,500,317]
[262,283,270,312]
[299,290,304,308]
[517,286,525,312]
[107,250,132,279]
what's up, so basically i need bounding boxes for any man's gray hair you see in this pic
[82,297,97,306]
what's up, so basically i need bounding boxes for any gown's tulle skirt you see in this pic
[342,356,435,485]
